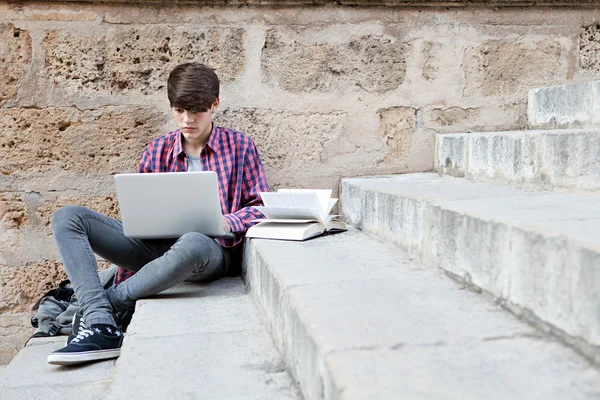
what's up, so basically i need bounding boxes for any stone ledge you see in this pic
[17,0,600,6]
[435,129,600,192]
[243,228,600,400]
[341,174,600,359]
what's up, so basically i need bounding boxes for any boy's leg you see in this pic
[105,231,229,311]
[51,205,173,326]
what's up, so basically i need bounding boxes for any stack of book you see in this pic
[246,189,347,241]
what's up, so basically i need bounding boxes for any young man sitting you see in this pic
[47,62,269,365]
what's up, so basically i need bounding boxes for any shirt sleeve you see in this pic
[138,147,153,173]
[223,141,269,233]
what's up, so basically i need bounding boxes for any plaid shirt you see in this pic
[114,124,269,285]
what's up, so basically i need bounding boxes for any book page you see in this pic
[326,198,338,215]
[253,218,320,224]
[261,192,320,209]
[255,206,321,220]
[276,189,333,220]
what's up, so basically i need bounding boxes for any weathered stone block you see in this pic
[0,259,112,315]
[378,107,416,164]
[0,23,32,106]
[37,195,120,231]
[528,81,600,129]
[44,27,244,94]
[75,108,165,172]
[580,23,600,71]
[217,108,347,173]
[0,193,27,230]
[0,107,164,174]
[0,313,32,366]
[0,261,67,313]
[420,41,442,82]
[423,103,526,133]
[44,31,107,91]
[262,30,409,93]
[464,40,563,97]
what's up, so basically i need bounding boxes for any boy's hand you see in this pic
[222,217,231,233]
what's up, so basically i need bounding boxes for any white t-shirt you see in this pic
[186,154,202,172]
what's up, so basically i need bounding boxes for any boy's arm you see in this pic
[137,147,153,173]
[223,142,269,233]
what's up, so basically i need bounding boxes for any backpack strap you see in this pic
[31,280,73,311]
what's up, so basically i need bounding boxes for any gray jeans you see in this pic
[52,205,229,327]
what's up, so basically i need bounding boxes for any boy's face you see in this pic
[172,99,219,144]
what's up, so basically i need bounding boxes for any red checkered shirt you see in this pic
[113,124,269,285]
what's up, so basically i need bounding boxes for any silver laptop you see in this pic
[114,172,233,239]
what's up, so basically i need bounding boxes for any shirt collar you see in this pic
[172,124,221,157]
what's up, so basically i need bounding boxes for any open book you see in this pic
[246,189,347,241]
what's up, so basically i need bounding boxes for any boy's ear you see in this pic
[211,98,220,112]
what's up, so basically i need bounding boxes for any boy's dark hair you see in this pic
[167,63,220,112]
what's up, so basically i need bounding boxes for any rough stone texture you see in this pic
[0,193,27,231]
[217,108,347,187]
[262,30,409,93]
[0,107,164,175]
[423,104,528,134]
[0,313,33,367]
[464,40,564,97]
[436,130,600,191]
[341,174,600,360]
[0,259,111,315]
[378,107,416,164]
[420,41,442,82]
[0,23,31,107]
[528,81,600,129]
[244,228,600,400]
[44,26,244,94]
[580,23,600,72]
[0,260,68,314]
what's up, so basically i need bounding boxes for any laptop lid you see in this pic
[114,171,227,239]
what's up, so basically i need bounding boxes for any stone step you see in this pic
[435,129,600,191]
[341,174,600,362]
[107,277,300,400]
[528,80,600,129]
[243,228,600,400]
[0,336,115,399]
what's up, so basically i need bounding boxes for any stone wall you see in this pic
[2,1,600,364]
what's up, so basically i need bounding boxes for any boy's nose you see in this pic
[183,112,194,123]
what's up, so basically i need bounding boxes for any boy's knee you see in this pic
[51,205,88,231]
[174,232,214,260]
[178,232,212,248]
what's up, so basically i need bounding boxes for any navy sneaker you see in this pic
[66,312,86,345]
[48,324,123,366]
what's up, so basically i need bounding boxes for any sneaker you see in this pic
[66,312,86,345]
[47,324,123,366]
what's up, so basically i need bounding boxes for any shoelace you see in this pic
[71,329,95,343]
[77,319,87,334]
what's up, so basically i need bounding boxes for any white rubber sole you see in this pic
[47,348,121,366]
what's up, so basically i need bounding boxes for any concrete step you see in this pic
[435,129,600,191]
[528,80,600,129]
[341,174,600,362]
[107,277,300,400]
[0,336,115,399]
[243,228,600,400]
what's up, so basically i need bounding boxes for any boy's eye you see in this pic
[174,108,184,113]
